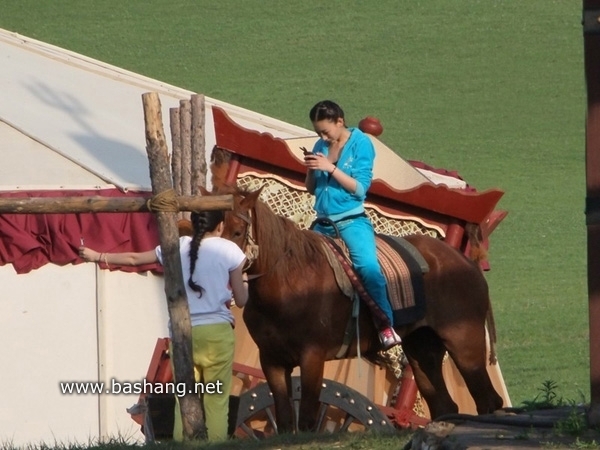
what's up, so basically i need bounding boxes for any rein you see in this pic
[235,208,261,279]
[234,205,291,281]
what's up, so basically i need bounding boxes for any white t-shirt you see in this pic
[155,236,246,327]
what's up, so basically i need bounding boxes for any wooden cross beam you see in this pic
[0,194,232,214]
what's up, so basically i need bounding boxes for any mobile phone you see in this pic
[300,146,314,156]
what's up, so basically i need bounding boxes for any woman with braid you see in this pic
[79,209,248,442]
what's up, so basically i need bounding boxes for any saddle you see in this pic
[313,218,429,329]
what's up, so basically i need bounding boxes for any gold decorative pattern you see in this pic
[237,172,442,238]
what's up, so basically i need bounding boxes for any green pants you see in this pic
[172,322,234,442]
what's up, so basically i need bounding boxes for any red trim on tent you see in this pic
[0,189,162,275]
[212,106,504,225]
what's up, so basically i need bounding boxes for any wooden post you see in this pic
[170,107,182,198]
[191,94,207,195]
[179,100,192,220]
[583,0,600,425]
[142,92,207,440]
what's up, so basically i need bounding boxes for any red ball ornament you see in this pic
[358,116,383,136]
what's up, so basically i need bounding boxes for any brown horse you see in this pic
[221,187,504,432]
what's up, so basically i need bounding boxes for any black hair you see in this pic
[309,100,345,123]
[188,209,225,297]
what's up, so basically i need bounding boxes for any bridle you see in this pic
[233,203,292,281]
[234,207,260,275]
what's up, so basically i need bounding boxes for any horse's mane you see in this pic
[218,184,329,276]
[252,199,329,276]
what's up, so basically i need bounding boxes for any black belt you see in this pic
[312,212,367,228]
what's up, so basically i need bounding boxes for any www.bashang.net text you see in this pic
[59,379,223,397]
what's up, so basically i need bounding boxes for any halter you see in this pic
[234,207,259,273]
[235,203,294,281]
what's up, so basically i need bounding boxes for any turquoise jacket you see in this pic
[311,127,375,221]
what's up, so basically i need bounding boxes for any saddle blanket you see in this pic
[322,234,428,327]
[375,234,428,326]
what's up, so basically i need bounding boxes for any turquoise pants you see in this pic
[313,214,393,327]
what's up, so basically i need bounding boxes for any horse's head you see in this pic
[220,184,321,278]
[218,186,264,270]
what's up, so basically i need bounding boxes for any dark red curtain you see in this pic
[0,189,162,274]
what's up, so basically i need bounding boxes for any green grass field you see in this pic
[0,0,588,408]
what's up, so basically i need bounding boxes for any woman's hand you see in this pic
[304,152,335,173]
[79,246,100,262]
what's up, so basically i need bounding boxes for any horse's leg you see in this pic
[402,327,458,419]
[260,355,294,433]
[297,348,326,432]
[443,324,504,414]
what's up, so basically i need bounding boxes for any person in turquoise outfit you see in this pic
[304,100,401,350]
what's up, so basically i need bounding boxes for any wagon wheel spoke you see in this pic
[240,422,260,440]
[264,405,278,434]
[234,377,396,438]
[317,378,393,433]
[293,398,300,432]
[234,382,278,439]
[339,412,355,432]
[315,402,328,431]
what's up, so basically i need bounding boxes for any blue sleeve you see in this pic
[311,139,326,154]
[350,136,375,198]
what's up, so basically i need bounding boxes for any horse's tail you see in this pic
[485,300,498,365]
[464,222,488,265]
[465,223,498,365]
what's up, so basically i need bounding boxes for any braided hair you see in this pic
[188,209,225,297]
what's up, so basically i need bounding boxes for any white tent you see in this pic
[0,29,311,447]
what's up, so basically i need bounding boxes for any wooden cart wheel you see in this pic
[234,376,395,439]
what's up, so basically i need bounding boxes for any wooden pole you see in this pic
[583,0,600,425]
[170,107,182,197]
[142,92,207,440]
[191,94,207,195]
[0,194,233,214]
[179,100,192,220]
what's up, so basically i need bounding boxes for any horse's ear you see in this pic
[241,186,264,209]
[212,183,236,195]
